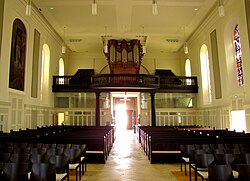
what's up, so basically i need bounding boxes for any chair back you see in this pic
[208,164,234,181]
[30,163,56,181]
[30,154,50,164]
[42,143,57,149]
[244,153,250,164]
[30,147,47,155]
[195,153,214,168]
[63,148,81,163]
[214,153,234,165]
[49,155,69,173]
[2,162,29,181]
[46,148,64,157]
[10,153,30,163]
[13,147,31,154]
[57,144,71,149]
[28,143,42,149]
[237,164,250,181]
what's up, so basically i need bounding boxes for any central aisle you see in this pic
[81,130,179,181]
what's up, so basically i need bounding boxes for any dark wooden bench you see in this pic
[0,125,115,163]
[137,126,250,164]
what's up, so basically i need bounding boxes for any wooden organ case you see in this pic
[104,39,145,74]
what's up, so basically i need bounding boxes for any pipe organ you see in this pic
[104,39,145,74]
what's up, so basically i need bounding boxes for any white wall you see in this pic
[67,50,181,75]
[1,0,250,132]
[0,0,65,131]
[179,0,250,131]
[180,0,247,107]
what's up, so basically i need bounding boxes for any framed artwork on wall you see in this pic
[9,18,26,91]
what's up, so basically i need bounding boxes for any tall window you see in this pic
[185,59,192,85]
[200,44,212,104]
[41,44,50,102]
[233,24,244,86]
[185,59,192,107]
[59,58,64,84]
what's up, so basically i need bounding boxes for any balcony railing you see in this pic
[158,76,198,92]
[52,75,91,92]
[52,74,198,93]
[91,74,160,89]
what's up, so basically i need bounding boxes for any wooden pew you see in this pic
[0,125,115,164]
[137,126,250,164]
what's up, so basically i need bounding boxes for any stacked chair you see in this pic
[180,142,250,181]
[0,141,87,181]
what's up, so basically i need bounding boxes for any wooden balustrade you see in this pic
[52,74,198,93]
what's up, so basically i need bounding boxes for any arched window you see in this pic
[200,44,212,104]
[185,59,192,85]
[233,24,244,86]
[41,44,50,102]
[59,58,64,84]
[185,59,193,107]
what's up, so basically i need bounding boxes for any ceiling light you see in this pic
[102,26,109,53]
[142,45,146,54]
[184,42,188,54]
[92,0,97,15]
[62,27,66,54]
[152,0,158,15]
[25,0,32,16]
[183,27,188,54]
[218,0,225,17]
[104,42,108,53]
[62,45,66,54]
[194,8,198,11]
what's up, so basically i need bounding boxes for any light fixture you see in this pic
[25,0,32,16]
[152,0,158,15]
[218,0,225,17]
[92,0,97,15]
[62,45,66,54]
[140,26,147,54]
[102,26,109,53]
[184,42,188,54]
[183,27,188,54]
[62,27,66,54]
[142,45,146,54]
[103,40,108,53]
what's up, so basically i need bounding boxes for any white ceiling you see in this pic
[32,0,217,54]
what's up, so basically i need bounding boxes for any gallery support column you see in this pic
[95,91,101,126]
[150,92,156,126]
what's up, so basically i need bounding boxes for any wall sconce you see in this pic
[26,0,32,16]
[92,0,97,15]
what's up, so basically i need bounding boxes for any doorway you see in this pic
[112,92,139,130]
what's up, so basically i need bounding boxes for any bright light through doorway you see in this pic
[231,110,246,132]
[58,113,64,125]
[115,104,127,131]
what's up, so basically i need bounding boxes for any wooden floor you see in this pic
[68,129,199,181]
